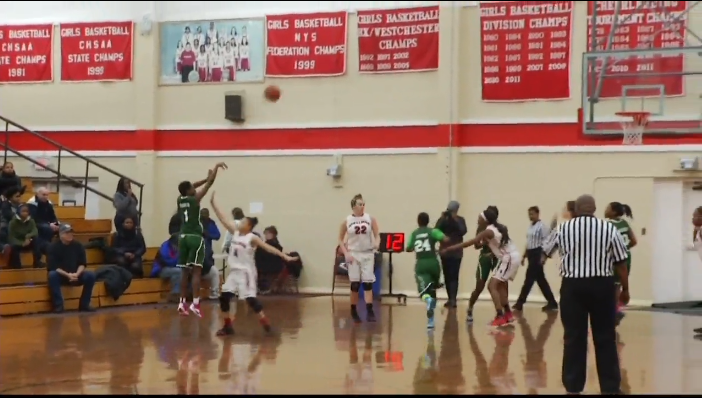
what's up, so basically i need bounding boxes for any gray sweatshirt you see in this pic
[113,191,139,220]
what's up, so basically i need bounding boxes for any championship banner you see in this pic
[0,24,53,83]
[158,19,265,84]
[480,1,574,102]
[266,11,348,77]
[587,1,687,98]
[357,6,439,74]
[60,21,133,82]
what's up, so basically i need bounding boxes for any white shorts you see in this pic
[347,251,375,283]
[492,252,520,282]
[221,267,257,299]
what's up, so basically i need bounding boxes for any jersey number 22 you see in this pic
[354,225,367,234]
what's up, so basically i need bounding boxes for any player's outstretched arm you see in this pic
[442,229,494,253]
[195,162,227,202]
[251,235,298,262]
[209,191,238,233]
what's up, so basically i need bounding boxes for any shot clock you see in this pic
[378,232,405,253]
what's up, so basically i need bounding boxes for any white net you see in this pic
[619,114,649,145]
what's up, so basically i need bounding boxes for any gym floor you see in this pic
[0,296,701,394]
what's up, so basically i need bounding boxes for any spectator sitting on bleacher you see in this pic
[8,204,43,268]
[0,162,25,198]
[153,235,181,302]
[27,187,59,244]
[113,177,139,234]
[201,208,221,298]
[168,211,181,236]
[47,224,96,313]
[109,216,146,278]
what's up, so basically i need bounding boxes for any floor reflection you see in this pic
[0,297,702,394]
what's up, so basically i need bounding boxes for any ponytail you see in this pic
[622,204,634,219]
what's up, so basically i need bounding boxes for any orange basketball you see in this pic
[264,85,281,102]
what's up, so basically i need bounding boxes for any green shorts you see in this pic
[476,253,498,282]
[614,252,631,284]
[177,234,205,268]
[415,259,441,294]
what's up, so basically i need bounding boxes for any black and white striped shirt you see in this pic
[542,216,628,278]
[526,220,549,250]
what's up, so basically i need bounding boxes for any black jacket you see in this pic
[0,172,23,197]
[27,195,58,224]
[109,229,146,260]
[95,264,133,300]
[255,238,284,275]
[435,213,468,258]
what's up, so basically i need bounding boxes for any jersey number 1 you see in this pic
[183,211,189,223]
[354,225,367,234]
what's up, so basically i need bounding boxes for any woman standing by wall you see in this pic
[113,177,139,233]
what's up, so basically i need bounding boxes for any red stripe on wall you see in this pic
[4,123,702,151]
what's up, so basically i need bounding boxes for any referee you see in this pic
[542,195,629,395]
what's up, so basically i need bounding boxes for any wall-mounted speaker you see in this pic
[225,93,244,123]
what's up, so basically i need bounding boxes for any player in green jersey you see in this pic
[406,212,449,329]
[605,202,637,324]
[466,206,500,323]
[176,162,227,317]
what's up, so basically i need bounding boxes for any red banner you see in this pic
[357,6,439,74]
[480,1,574,102]
[60,22,133,82]
[266,12,347,77]
[0,25,53,83]
[587,1,686,98]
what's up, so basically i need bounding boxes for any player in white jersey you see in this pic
[209,46,224,82]
[442,207,521,328]
[222,43,236,81]
[210,192,297,337]
[338,194,380,323]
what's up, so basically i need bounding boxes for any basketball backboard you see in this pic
[581,1,702,136]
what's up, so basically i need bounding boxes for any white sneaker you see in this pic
[178,302,189,316]
[189,302,202,318]
[209,289,219,300]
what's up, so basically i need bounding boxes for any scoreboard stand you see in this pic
[378,232,407,306]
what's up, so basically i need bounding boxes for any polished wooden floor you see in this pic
[1,297,702,394]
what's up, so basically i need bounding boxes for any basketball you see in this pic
[264,85,281,102]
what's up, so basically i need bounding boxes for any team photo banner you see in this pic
[0,24,53,83]
[266,11,348,77]
[159,18,265,85]
[60,21,134,82]
[357,6,439,74]
[480,1,574,102]
[586,1,687,98]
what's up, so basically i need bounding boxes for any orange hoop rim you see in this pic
[616,111,651,127]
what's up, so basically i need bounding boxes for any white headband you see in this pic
[479,212,487,221]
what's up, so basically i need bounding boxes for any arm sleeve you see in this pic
[430,228,446,241]
[113,192,130,211]
[134,234,147,257]
[27,220,38,238]
[210,222,221,240]
[77,245,88,266]
[405,231,416,251]
[456,217,468,237]
[47,243,60,271]
[8,219,22,246]
[542,225,560,257]
[610,226,629,263]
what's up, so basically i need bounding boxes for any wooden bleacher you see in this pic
[0,179,199,316]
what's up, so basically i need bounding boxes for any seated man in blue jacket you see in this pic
[153,234,182,302]
[47,224,96,313]
[109,217,146,278]
[27,187,59,244]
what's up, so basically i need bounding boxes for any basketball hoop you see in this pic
[616,111,650,145]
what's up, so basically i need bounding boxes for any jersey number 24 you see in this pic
[414,239,432,252]
[354,225,367,234]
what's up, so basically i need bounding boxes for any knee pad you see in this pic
[245,297,263,313]
[219,292,235,312]
[350,282,360,292]
[362,282,373,291]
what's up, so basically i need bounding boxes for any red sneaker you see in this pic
[189,302,202,318]
[490,315,508,328]
[178,302,189,316]
[504,311,515,323]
